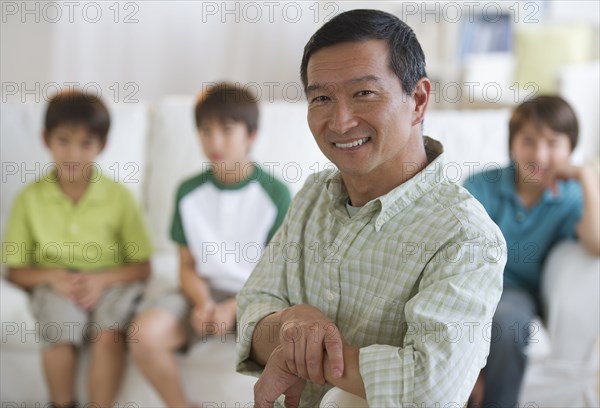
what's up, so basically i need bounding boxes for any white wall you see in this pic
[1,1,598,104]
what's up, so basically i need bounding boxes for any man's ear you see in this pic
[411,77,431,127]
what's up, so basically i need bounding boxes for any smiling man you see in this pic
[236,9,507,407]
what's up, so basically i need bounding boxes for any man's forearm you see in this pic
[250,310,284,366]
[324,343,366,399]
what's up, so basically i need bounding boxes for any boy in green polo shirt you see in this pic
[2,91,153,408]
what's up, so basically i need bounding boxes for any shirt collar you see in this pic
[325,136,445,231]
[40,166,106,205]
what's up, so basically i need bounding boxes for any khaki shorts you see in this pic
[30,283,144,349]
[138,288,235,348]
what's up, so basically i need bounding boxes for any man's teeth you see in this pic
[335,137,369,149]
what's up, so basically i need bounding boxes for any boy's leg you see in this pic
[43,344,78,406]
[88,329,126,407]
[482,287,538,408]
[129,292,193,408]
[31,285,87,405]
[130,309,190,407]
[91,283,144,407]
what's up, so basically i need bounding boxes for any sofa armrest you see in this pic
[541,240,600,362]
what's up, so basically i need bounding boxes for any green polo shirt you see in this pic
[2,170,153,271]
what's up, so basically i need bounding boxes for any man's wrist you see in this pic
[323,343,366,399]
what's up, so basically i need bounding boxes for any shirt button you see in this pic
[327,290,335,302]
[516,212,525,222]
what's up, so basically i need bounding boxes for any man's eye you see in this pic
[311,95,330,104]
[356,90,374,97]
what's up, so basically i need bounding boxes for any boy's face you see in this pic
[44,124,105,182]
[511,121,572,186]
[198,118,256,168]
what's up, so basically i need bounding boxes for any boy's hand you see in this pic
[190,301,216,336]
[547,164,582,195]
[71,272,111,310]
[49,269,77,302]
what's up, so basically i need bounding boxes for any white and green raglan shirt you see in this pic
[170,164,291,294]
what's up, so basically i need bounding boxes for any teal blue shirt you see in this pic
[464,163,583,297]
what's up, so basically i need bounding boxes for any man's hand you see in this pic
[71,272,110,310]
[190,301,216,336]
[279,304,344,386]
[254,344,306,408]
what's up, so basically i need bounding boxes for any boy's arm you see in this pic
[178,245,213,307]
[64,261,151,310]
[576,165,600,256]
[93,260,151,285]
[8,267,70,289]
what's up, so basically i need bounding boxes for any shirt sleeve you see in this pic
[358,234,506,406]
[2,191,35,268]
[267,184,292,244]
[236,219,293,377]
[118,186,153,263]
[170,186,188,246]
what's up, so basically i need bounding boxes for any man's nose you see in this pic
[328,100,359,135]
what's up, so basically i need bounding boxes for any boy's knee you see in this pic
[128,314,169,354]
[91,329,125,350]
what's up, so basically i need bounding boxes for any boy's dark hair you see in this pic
[44,90,110,143]
[300,9,427,95]
[194,83,259,134]
[509,95,579,151]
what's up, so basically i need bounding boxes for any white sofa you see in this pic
[1,96,598,407]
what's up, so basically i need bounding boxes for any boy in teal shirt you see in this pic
[130,83,291,408]
[464,95,600,407]
[3,91,153,408]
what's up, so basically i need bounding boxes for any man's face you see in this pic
[306,39,419,179]
[44,124,105,181]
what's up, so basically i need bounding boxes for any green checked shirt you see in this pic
[236,137,506,407]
